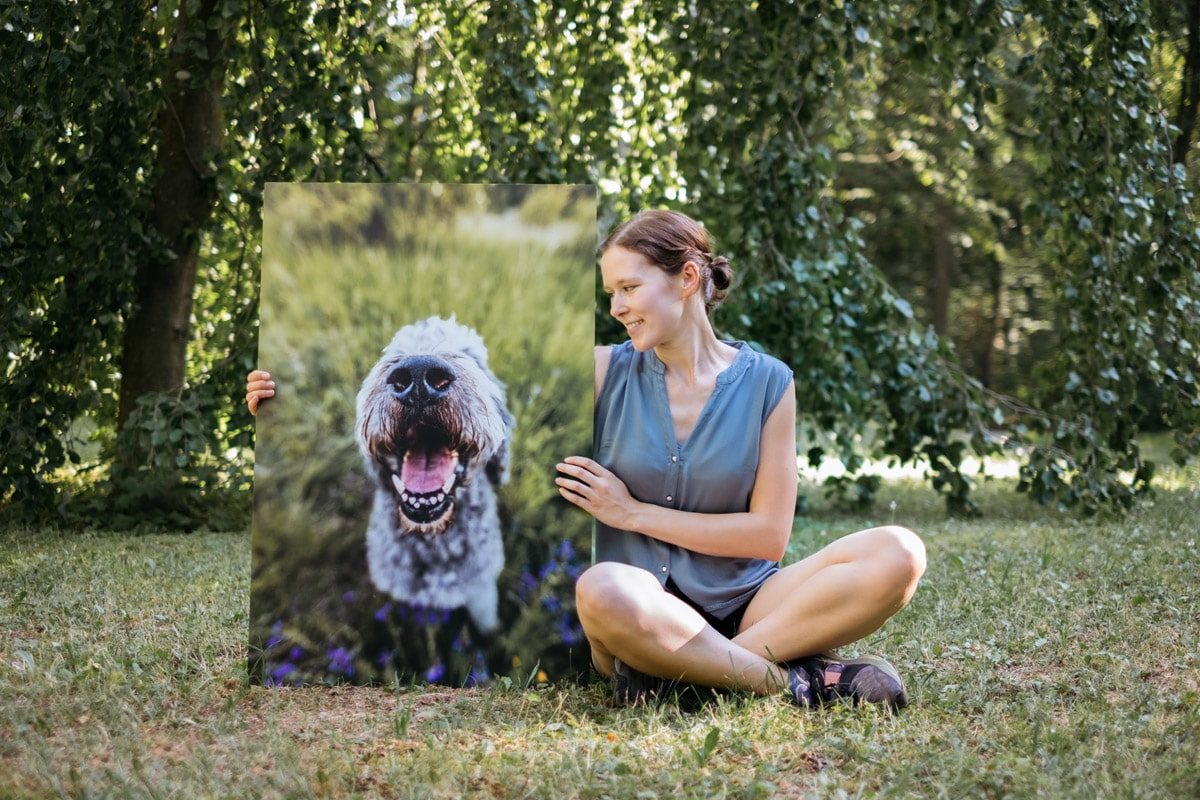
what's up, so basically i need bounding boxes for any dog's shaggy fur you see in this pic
[355,316,513,633]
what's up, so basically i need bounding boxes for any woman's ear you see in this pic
[680,260,703,298]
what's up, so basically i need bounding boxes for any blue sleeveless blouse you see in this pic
[593,340,795,619]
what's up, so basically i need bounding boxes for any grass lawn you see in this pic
[2,458,1198,798]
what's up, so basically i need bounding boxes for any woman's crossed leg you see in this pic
[575,525,926,699]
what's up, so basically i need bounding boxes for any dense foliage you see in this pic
[2,0,1197,525]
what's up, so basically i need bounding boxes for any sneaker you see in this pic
[785,652,908,712]
[611,657,670,706]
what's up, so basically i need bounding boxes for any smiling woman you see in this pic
[558,209,926,712]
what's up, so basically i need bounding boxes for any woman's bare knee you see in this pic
[871,525,926,604]
[575,562,659,638]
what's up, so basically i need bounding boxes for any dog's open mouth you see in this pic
[388,425,467,526]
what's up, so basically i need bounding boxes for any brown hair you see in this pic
[600,209,734,314]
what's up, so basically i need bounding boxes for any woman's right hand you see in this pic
[246,370,275,416]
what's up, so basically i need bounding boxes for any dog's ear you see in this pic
[486,394,515,487]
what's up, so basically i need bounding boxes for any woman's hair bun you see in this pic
[706,255,733,310]
[709,255,732,290]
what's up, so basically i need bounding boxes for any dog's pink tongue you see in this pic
[401,448,455,493]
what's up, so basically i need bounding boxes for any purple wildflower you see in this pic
[342,590,356,604]
[541,595,562,613]
[375,649,395,668]
[556,539,575,561]
[538,561,557,581]
[266,620,284,649]
[451,633,468,653]
[424,661,446,683]
[327,647,355,677]
[465,651,490,687]
[518,568,538,599]
[559,614,583,645]
[374,601,394,622]
[288,646,304,661]
[270,662,296,682]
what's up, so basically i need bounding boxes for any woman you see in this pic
[552,210,925,711]
[246,209,925,710]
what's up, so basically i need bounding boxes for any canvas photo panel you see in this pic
[250,183,596,688]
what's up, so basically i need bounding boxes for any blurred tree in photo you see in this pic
[3,0,1198,530]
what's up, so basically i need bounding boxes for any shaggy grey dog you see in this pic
[355,316,514,633]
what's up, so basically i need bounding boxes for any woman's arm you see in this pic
[557,379,798,562]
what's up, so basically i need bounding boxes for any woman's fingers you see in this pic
[555,462,594,482]
[559,456,608,478]
[246,375,274,416]
[558,486,590,508]
[555,477,593,498]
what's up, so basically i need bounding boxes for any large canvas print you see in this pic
[249,184,595,687]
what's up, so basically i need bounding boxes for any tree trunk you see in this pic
[117,0,229,429]
[931,211,955,336]
[980,256,1003,389]
[1173,0,1200,168]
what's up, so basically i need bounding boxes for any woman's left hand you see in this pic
[555,456,640,530]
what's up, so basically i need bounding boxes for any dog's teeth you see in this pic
[436,492,444,503]
[441,472,456,493]
[392,474,406,495]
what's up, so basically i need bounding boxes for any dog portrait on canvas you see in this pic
[354,315,514,633]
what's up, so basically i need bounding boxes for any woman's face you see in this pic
[600,246,697,351]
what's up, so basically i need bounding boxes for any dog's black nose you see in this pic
[388,356,455,406]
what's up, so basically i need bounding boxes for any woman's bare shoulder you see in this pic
[594,345,614,401]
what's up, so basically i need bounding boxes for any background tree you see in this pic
[2,0,1197,526]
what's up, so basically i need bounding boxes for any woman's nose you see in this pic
[610,296,626,317]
